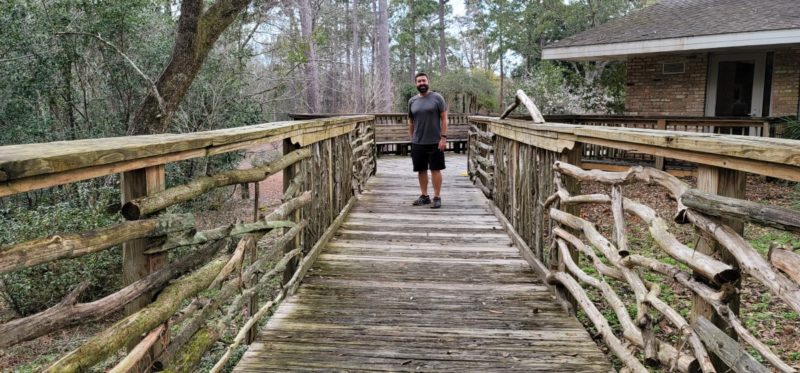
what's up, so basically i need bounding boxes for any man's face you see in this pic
[415,75,429,94]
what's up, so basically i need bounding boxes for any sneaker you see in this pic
[412,195,431,206]
[430,197,442,209]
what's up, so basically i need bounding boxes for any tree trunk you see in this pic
[128,0,252,135]
[351,0,365,112]
[375,0,392,111]
[409,0,417,83]
[499,45,505,110]
[299,0,321,113]
[438,0,447,74]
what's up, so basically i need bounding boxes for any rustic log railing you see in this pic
[0,115,376,372]
[544,115,779,175]
[467,115,800,373]
[290,113,471,154]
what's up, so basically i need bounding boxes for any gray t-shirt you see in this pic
[408,92,448,145]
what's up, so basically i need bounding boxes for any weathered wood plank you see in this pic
[233,155,610,372]
[0,116,372,183]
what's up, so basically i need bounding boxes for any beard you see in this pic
[416,84,429,94]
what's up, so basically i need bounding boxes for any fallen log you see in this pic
[0,240,224,349]
[45,252,230,372]
[683,189,800,234]
[769,245,800,285]
[0,214,194,274]
[122,148,310,220]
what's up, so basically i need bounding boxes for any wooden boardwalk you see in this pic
[234,155,610,372]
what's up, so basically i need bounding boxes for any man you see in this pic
[408,72,448,209]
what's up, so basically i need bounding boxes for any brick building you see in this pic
[542,0,800,119]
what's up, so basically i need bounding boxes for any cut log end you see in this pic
[122,202,142,220]
[714,268,741,285]
[643,357,659,368]
[686,360,701,373]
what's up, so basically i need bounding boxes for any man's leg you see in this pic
[418,171,429,196]
[431,170,442,198]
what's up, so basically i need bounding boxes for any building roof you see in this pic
[543,0,800,60]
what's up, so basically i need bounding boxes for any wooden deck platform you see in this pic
[234,154,610,372]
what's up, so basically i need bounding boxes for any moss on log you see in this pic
[44,255,228,373]
[122,148,310,219]
[0,214,194,274]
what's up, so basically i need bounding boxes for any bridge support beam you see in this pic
[691,165,745,371]
[121,165,167,362]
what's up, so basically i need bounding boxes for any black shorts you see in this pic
[411,143,446,172]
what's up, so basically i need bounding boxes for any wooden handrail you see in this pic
[469,116,800,181]
[0,115,372,197]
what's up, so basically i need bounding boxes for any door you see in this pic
[705,53,766,117]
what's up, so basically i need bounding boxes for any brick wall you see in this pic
[625,53,708,116]
[770,47,800,117]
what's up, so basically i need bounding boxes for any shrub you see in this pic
[0,185,121,316]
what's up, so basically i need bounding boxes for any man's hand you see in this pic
[438,137,446,151]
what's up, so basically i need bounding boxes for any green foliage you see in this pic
[425,70,498,113]
[748,229,799,255]
[397,69,498,113]
[0,185,121,316]
[779,116,800,140]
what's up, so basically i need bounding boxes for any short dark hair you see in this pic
[414,72,428,80]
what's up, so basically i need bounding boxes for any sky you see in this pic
[451,0,466,18]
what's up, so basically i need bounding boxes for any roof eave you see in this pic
[542,28,800,61]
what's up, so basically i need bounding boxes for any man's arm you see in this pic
[408,117,414,139]
[438,110,448,150]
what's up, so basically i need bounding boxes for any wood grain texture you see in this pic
[233,155,610,372]
[0,116,371,188]
[469,116,800,181]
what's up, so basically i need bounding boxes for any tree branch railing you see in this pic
[290,112,471,154]
[0,115,377,372]
[467,108,800,373]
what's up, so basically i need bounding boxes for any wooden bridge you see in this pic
[234,155,609,371]
[1,110,800,372]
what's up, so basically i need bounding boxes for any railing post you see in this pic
[555,142,583,314]
[245,181,260,344]
[692,165,744,370]
[282,138,302,285]
[121,165,167,359]
[654,119,667,170]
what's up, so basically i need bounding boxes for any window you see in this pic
[662,62,685,74]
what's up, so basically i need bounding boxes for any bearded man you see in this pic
[407,72,448,209]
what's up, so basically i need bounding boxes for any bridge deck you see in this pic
[234,155,610,372]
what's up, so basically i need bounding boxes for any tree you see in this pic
[375,0,392,111]
[438,0,447,73]
[127,0,259,135]
[298,0,321,113]
[351,0,365,112]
